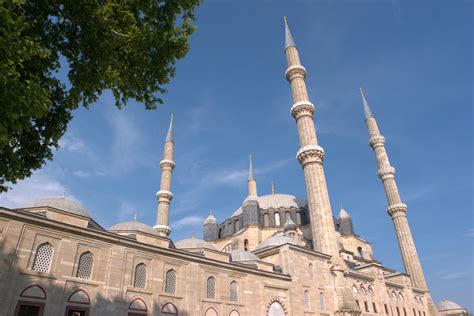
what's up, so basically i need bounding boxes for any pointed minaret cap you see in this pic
[203,210,217,224]
[284,216,297,232]
[166,114,174,142]
[338,206,351,219]
[359,88,373,119]
[284,16,296,49]
[248,155,255,181]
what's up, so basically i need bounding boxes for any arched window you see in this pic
[274,213,281,226]
[207,277,216,299]
[134,263,147,288]
[304,290,311,310]
[263,213,270,227]
[296,211,301,225]
[32,243,54,273]
[165,269,177,293]
[244,239,249,251]
[229,310,240,316]
[229,281,238,301]
[161,302,178,315]
[352,285,358,294]
[308,263,314,280]
[204,307,218,316]
[268,301,285,316]
[76,251,93,279]
[234,220,239,232]
[319,292,325,311]
[285,212,291,221]
[357,246,364,258]
[364,300,369,312]
[222,243,232,253]
[129,298,147,313]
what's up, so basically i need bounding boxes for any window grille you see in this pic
[32,243,53,273]
[304,290,311,310]
[308,263,314,280]
[230,281,238,301]
[134,263,147,288]
[165,269,177,293]
[76,251,93,279]
[319,292,326,310]
[207,277,216,299]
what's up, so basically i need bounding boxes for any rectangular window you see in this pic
[397,307,401,316]
[365,301,369,312]
[385,304,389,315]
[373,302,377,313]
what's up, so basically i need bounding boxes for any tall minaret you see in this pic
[360,89,438,315]
[284,18,360,315]
[284,17,338,257]
[248,155,257,197]
[154,114,175,237]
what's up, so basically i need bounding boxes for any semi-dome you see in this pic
[30,197,91,218]
[175,236,217,251]
[436,300,463,311]
[255,232,301,250]
[108,221,157,235]
[232,194,306,217]
[283,217,297,231]
[230,250,260,262]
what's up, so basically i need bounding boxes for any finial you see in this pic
[134,213,137,221]
[284,16,296,49]
[248,154,255,181]
[271,181,275,195]
[359,88,373,119]
[166,113,174,142]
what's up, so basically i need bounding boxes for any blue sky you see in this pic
[1,0,472,310]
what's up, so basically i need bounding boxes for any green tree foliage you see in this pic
[0,0,201,192]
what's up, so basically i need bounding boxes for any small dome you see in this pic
[175,237,217,251]
[283,217,297,231]
[436,300,463,311]
[232,194,306,217]
[255,232,301,250]
[203,213,217,224]
[30,197,91,218]
[230,250,259,262]
[108,221,157,235]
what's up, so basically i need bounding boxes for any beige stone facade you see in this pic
[0,18,465,316]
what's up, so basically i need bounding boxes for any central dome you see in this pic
[108,221,157,235]
[255,232,301,250]
[30,197,91,218]
[232,194,306,217]
[175,237,217,251]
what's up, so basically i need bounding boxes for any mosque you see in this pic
[0,18,469,316]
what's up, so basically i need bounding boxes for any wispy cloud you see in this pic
[442,270,472,280]
[465,228,474,238]
[172,215,204,230]
[117,200,138,222]
[0,167,79,208]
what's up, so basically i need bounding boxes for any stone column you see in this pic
[154,115,175,237]
[361,89,439,315]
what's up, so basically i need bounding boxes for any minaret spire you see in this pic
[359,88,373,119]
[284,17,360,314]
[284,16,295,49]
[247,155,257,197]
[154,114,175,237]
[361,91,439,315]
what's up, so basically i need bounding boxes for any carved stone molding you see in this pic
[387,203,407,217]
[160,159,175,170]
[290,101,315,119]
[265,297,288,315]
[285,65,306,81]
[296,145,325,165]
[153,224,171,237]
[369,135,385,148]
[377,166,396,180]
[156,190,174,201]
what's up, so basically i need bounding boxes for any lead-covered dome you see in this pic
[175,236,217,251]
[255,232,301,250]
[108,221,157,235]
[436,300,463,311]
[30,197,91,218]
[232,194,306,217]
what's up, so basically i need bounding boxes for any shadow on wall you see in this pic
[0,242,193,316]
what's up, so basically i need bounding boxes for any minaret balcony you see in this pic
[296,145,325,165]
[285,65,306,81]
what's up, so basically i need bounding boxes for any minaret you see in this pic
[154,114,175,237]
[248,155,257,197]
[284,18,359,315]
[284,17,338,257]
[360,89,438,315]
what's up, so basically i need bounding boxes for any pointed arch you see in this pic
[304,290,311,310]
[76,251,93,279]
[207,276,216,299]
[165,269,177,293]
[229,310,240,316]
[205,306,218,316]
[229,281,238,301]
[319,292,326,311]
[32,242,53,273]
[68,289,90,304]
[129,298,147,311]
[308,263,314,280]
[134,263,147,288]
[266,297,287,316]
[20,285,46,299]
[161,302,178,315]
